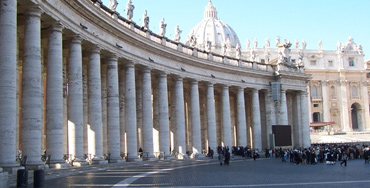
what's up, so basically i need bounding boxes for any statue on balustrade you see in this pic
[174,25,182,42]
[126,0,135,21]
[142,10,149,30]
[109,0,118,12]
[159,18,167,37]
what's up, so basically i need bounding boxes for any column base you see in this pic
[191,153,206,159]
[2,166,24,174]
[91,160,108,165]
[50,162,70,169]
[26,164,49,170]
[0,169,8,188]
[127,156,142,162]
[146,155,158,161]
[109,159,126,163]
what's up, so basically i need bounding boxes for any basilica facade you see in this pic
[0,0,311,175]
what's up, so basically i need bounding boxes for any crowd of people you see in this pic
[207,143,370,167]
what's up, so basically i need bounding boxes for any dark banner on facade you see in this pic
[272,125,292,147]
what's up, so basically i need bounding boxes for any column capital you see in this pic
[125,61,135,68]
[107,54,118,61]
[90,45,101,54]
[71,35,83,44]
[26,5,43,18]
[50,22,64,32]
[141,67,151,73]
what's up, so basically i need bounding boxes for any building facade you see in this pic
[0,0,311,173]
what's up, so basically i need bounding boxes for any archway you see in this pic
[351,103,362,131]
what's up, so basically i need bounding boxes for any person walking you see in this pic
[340,150,348,166]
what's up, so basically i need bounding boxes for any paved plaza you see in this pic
[10,156,370,188]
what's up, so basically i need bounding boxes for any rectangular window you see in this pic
[310,60,317,66]
[261,59,265,64]
[313,104,319,108]
[328,60,333,67]
[349,58,355,66]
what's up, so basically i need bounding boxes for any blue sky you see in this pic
[101,0,370,60]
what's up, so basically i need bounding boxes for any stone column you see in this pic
[101,62,108,154]
[87,46,103,160]
[190,81,203,157]
[67,36,84,160]
[158,73,171,158]
[321,81,330,122]
[119,66,126,155]
[265,90,277,149]
[206,83,217,156]
[301,91,311,147]
[106,55,122,161]
[0,0,18,167]
[125,63,139,161]
[175,77,186,158]
[46,23,64,162]
[339,81,350,131]
[222,85,232,148]
[236,87,247,147]
[252,89,262,150]
[21,6,43,166]
[361,82,370,131]
[279,89,289,125]
[142,68,155,159]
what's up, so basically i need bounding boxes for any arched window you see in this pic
[311,85,318,97]
[330,86,336,99]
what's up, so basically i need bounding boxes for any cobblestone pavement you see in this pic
[11,157,370,188]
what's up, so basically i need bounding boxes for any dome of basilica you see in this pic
[185,0,241,52]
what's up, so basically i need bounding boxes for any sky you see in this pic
[101,0,370,60]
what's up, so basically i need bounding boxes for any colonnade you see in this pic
[0,1,311,168]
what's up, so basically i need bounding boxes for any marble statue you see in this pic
[222,42,227,56]
[174,25,182,42]
[302,40,307,50]
[126,0,134,21]
[318,40,323,51]
[142,10,149,29]
[295,40,299,50]
[264,47,270,63]
[236,43,241,59]
[245,38,250,49]
[109,0,118,12]
[297,50,304,66]
[265,38,270,48]
[358,44,363,54]
[250,49,256,61]
[275,36,280,47]
[189,31,197,47]
[159,18,167,37]
[253,38,258,49]
[337,40,342,51]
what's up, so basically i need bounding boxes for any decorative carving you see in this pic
[173,25,182,42]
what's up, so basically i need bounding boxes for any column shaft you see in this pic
[46,23,64,162]
[0,0,18,167]
[237,88,247,147]
[301,91,311,147]
[142,68,154,157]
[321,81,330,122]
[88,46,102,159]
[125,63,139,160]
[190,81,202,156]
[222,86,232,147]
[107,56,121,160]
[21,7,43,165]
[158,74,171,157]
[67,36,83,159]
[119,67,126,154]
[265,90,276,149]
[252,89,262,150]
[206,83,217,155]
[279,90,289,125]
[361,83,370,131]
[175,77,186,156]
